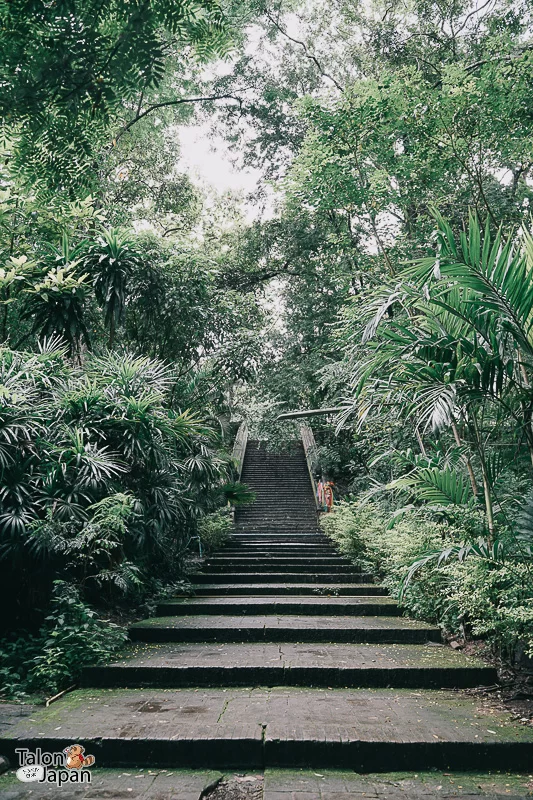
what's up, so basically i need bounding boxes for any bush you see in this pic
[451,561,533,661]
[321,501,464,629]
[0,581,127,699]
[196,508,233,553]
[0,343,233,623]
[321,500,533,660]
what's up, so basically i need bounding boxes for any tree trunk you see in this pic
[451,419,478,497]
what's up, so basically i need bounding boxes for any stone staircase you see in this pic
[2,439,533,773]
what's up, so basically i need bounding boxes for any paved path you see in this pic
[1,769,533,799]
[1,438,533,784]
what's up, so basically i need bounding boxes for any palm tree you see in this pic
[340,212,533,535]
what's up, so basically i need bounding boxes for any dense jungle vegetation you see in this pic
[2,0,533,697]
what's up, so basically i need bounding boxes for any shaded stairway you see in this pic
[2,438,533,771]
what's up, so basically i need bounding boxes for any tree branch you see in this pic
[113,93,244,144]
[265,11,344,93]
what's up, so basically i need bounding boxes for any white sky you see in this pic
[178,123,276,222]
[179,124,261,195]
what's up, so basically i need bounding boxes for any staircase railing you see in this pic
[232,420,249,480]
[300,424,320,510]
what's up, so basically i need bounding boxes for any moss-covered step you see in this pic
[205,557,351,567]
[0,767,224,799]
[156,596,400,616]
[263,768,533,799]
[128,614,440,644]
[81,642,496,689]
[191,572,375,584]
[2,687,533,770]
[190,583,388,596]
[200,565,361,574]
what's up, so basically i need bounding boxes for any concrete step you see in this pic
[241,512,316,516]
[190,584,387,596]
[207,554,348,560]
[222,542,333,548]
[233,531,323,536]
[230,535,325,541]
[223,533,324,552]
[156,596,400,616]
[205,558,350,567]
[202,558,357,575]
[4,686,532,769]
[245,500,316,505]
[237,518,319,524]
[230,531,324,536]
[219,553,337,559]
[219,548,337,553]
[230,532,325,537]
[128,615,440,644]
[82,642,497,690]
[191,572,375,584]
[235,519,319,522]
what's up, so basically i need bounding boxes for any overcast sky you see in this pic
[178,122,277,223]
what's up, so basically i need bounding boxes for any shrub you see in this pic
[321,500,533,660]
[196,508,233,553]
[0,581,127,699]
[321,501,464,629]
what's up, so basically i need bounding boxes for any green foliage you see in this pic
[29,581,127,695]
[196,507,233,553]
[0,342,233,621]
[0,581,127,699]
[322,500,533,659]
[321,502,462,627]
[218,481,256,505]
[338,214,533,535]
[22,265,91,358]
[82,228,143,347]
[0,634,42,701]
[0,0,229,190]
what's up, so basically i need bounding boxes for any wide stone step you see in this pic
[4,687,532,769]
[243,504,314,508]
[191,583,388,596]
[233,531,324,536]
[241,480,311,485]
[241,482,313,488]
[128,615,440,644]
[191,572,375,584]
[230,535,326,542]
[200,562,361,571]
[237,519,319,525]
[222,542,333,548]
[220,548,337,555]
[245,494,314,499]
[219,552,338,559]
[205,558,350,567]
[246,500,315,506]
[230,535,325,541]
[238,510,317,516]
[234,528,322,534]
[234,520,319,525]
[225,543,328,549]
[241,515,317,520]
[82,642,497,690]
[230,531,324,536]
[202,558,357,575]
[156,596,400,616]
